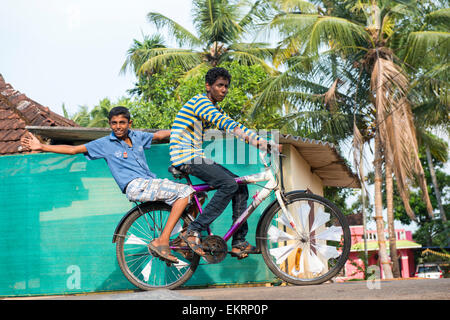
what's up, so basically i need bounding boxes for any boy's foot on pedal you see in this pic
[181,230,205,256]
[230,241,256,260]
[148,238,178,263]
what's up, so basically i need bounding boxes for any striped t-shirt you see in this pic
[170,93,259,167]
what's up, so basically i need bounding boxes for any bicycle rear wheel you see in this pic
[259,192,350,285]
[115,202,199,290]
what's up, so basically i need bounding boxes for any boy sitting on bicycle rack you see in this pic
[170,67,282,260]
[21,106,193,264]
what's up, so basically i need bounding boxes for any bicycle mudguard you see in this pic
[254,190,306,250]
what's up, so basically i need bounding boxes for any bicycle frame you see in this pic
[184,151,297,243]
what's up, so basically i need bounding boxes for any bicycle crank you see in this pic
[201,235,227,264]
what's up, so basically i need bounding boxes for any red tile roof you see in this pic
[0,74,79,155]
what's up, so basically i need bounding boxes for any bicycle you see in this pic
[113,148,350,290]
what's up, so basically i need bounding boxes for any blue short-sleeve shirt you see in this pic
[84,130,157,193]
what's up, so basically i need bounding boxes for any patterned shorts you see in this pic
[126,178,194,206]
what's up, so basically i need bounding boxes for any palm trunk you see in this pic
[386,160,401,278]
[359,149,369,266]
[374,132,394,279]
[425,146,446,222]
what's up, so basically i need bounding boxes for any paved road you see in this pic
[5,278,449,300]
[178,278,450,300]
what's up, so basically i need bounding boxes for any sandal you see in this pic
[170,236,194,260]
[230,241,257,260]
[148,241,179,264]
[180,230,205,256]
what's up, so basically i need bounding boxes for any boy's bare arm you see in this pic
[21,133,87,155]
[153,130,171,141]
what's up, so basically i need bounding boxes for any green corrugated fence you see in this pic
[0,139,276,297]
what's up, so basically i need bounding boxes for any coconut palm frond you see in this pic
[147,12,201,48]
[284,109,354,141]
[411,98,450,131]
[371,57,434,219]
[120,34,167,76]
[384,97,417,220]
[387,3,416,17]
[237,0,275,29]
[324,78,341,113]
[425,8,450,28]
[252,57,316,113]
[381,14,395,39]
[139,49,202,75]
[352,122,364,168]
[193,0,243,45]
[276,0,317,14]
[179,62,210,81]
[410,62,450,109]
[405,31,450,65]
[415,127,449,163]
[305,16,368,54]
[227,42,276,62]
[255,85,323,115]
[223,49,278,75]
[267,13,319,37]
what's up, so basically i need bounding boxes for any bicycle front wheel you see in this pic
[260,192,350,285]
[115,202,199,290]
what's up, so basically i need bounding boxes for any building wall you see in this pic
[281,144,323,196]
[344,226,419,280]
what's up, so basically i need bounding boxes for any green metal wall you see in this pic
[0,139,275,297]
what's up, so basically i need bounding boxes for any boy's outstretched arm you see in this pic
[21,133,87,155]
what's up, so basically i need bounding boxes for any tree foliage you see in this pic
[128,60,277,129]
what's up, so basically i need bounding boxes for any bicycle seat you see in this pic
[168,166,189,179]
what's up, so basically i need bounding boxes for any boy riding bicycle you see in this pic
[170,67,281,259]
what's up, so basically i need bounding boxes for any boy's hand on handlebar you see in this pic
[233,127,282,154]
[259,140,282,154]
[273,143,283,153]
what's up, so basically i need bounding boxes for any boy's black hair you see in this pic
[108,106,131,121]
[205,67,231,85]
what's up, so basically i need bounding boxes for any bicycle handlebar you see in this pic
[258,141,284,171]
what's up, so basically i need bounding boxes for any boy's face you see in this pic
[206,77,229,104]
[109,114,132,140]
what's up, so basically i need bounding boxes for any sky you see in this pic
[1,0,194,116]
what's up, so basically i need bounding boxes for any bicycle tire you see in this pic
[259,192,350,285]
[115,202,200,290]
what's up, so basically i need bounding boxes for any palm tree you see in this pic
[120,34,167,77]
[88,98,114,128]
[63,104,91,127]
[257,0,448,278]
[136,0,277,78]
[405,6,450,223]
